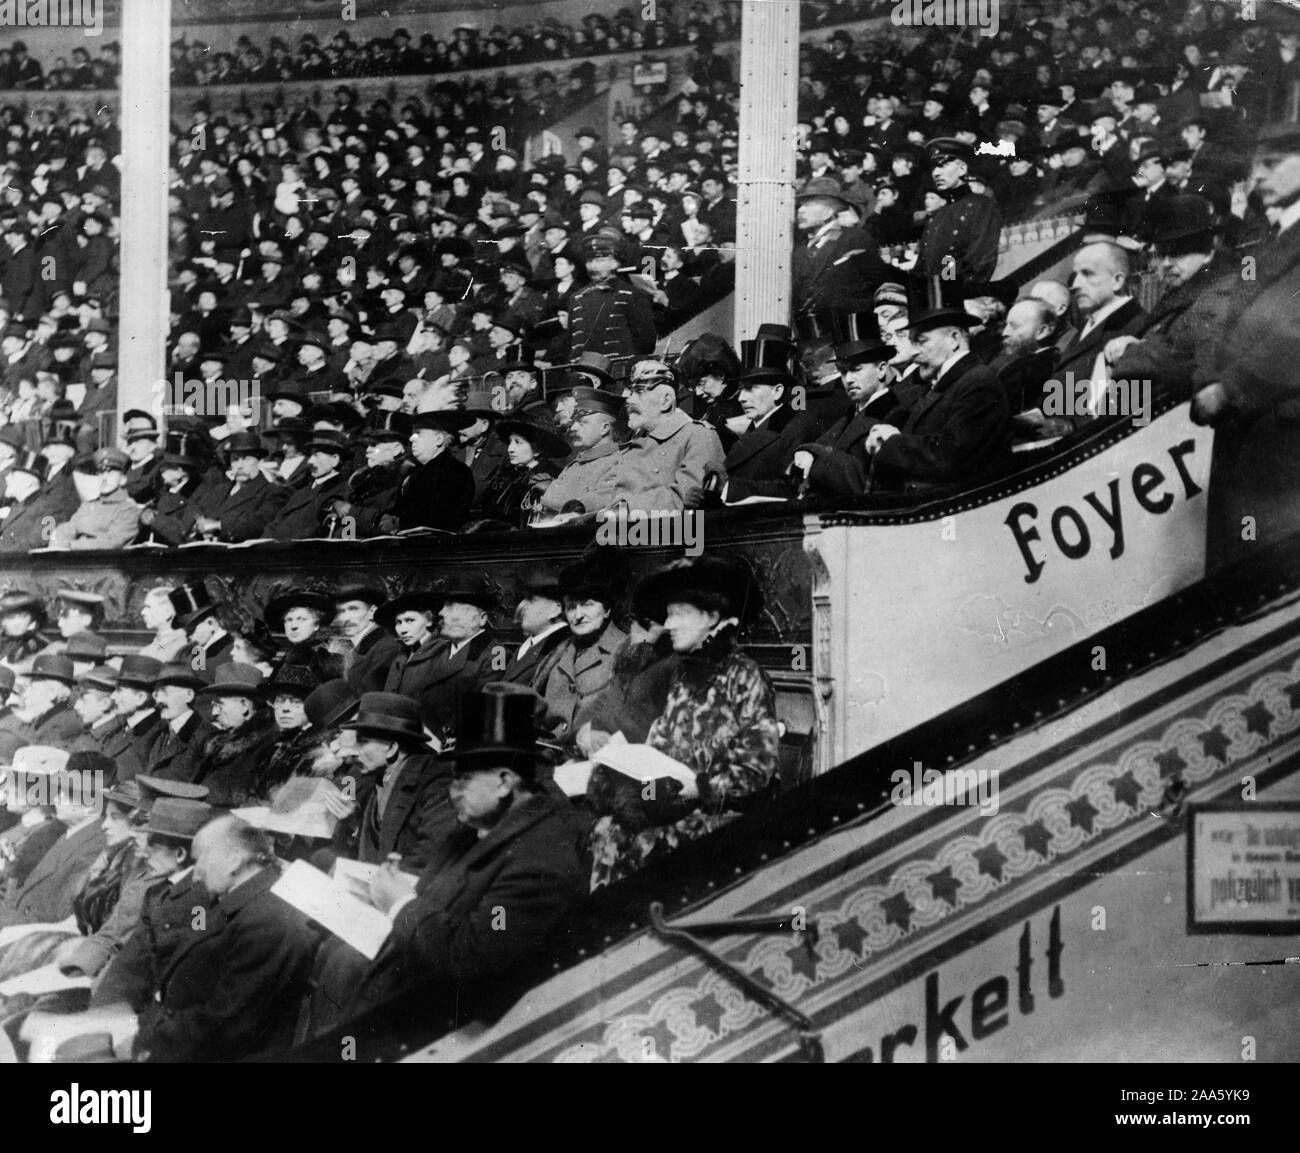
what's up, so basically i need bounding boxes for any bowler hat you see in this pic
[437,574,497,611]
[303,679,361,730]
[341,690,426,743]
[116,655,164,688]
[141,797,213,839]
[197,662,265,699]
[1148,194,1220,253]
[410,409,476,434]
[333,583,388,608]
[63,632,107,663]
[220,430,266,458]
[444,683,542,777]
[306,428,351,457]
[154,663,206,691]
[634,553,762,628]
[28,654,77,685]
[795,177,850,207]
[362,410,412,443]
[907,306,980,336]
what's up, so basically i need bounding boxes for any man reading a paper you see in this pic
[309,685,587,1040]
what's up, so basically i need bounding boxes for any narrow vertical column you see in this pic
[733,0,799,345]
[118,0,173,432]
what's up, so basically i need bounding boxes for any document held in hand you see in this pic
[0,963,92,998]
[591,733,697,787]
[272,860,392,961]
[232,778,339,840]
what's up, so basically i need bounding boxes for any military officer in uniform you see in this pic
[918,138,1003,287]
[48,448,141,550]
[539,385,625,514]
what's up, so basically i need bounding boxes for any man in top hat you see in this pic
[395,410,476,533]
[865,305,1011,492]
[1106,194,1237,405]
[919,138,1003,287]
[0,450,67,552]
[0,750,109,929]
[566,237,657,360]
[172,583,234,674]
[792,177,889,316]
[539,385,625,515]
[718,336,824,502]
[792,333,905,499]
[603,358,726,513]
[144,663,213,784]
[181,430,290,543]
[333,584,402,695]
[1194,118,1300,566]
[315,684,587,1039]
[264,427,351,541]
[386,577,500,738]
[47,447,141,550]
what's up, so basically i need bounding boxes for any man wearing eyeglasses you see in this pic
[602,360,726,513]
[540,386,625,515]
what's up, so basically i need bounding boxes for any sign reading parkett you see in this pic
[1188,803,1300,933]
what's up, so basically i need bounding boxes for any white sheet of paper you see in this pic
[0,922,71,949]
[0,963,92,998]
[271,860,392,961]
[553,760,595,797]
[263,777,339,840]
[592,736,696,786]
[330,857,381,901]
[20,1005,139,1063]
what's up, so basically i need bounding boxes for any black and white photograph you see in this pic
[0,0,1294,1113]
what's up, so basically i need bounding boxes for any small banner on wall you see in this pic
[1188,802,1300,934]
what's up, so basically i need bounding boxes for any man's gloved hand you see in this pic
[1191,382,1231,426]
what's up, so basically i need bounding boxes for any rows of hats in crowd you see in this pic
[0,545,792,1059]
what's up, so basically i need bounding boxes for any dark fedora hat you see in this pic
[154,663,207,692]
[77,664,118,693]
[836,337,895,369]
[197,662,266,699]
[444,682,541,777]
[28,654,77,685]
[332,583,388,608]
[264,588,335,631]
[341,690,425,743]
[907,306,979,336]
[262,416,312,442]
[437,573,497,611]
[303,678,361,730]
[375,589,441,629]
[220,430,266,458]
[116,654,164,689]
[169,583,218,631]
[795,176,850,207]
[306,428,351,457]
[141,797,213,840]
[633,553,763,627]
[558,350,615,387]
[63,632,107,663]
[1148,193,1221,253]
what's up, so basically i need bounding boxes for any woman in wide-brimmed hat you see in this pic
[585,552,778,890]
[263,586,345,686]
[482,408,571,528]
[251,662,322,799]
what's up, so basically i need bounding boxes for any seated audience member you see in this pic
[602,358,726,513]
[539,386,625,515]
[183,665,278,807]
[793,332,903,498]
[0,451,65,552]
[331,412,411,537]
[135,445,204,545]
[0,751,109,927]
[482,409,569,526]
[541,557,628,740]
[0,746,69,893]
[48,448,141,550]
[69,664,120,757]
[865,305,1012,491]
[145,663,211,782]
[94,814,317,1062]
[1028,279,1077,352]
[333,584,401,694]
[16,656,82,747]
[0,589,46,669]
[251,664,319,798]
[397,410,476,532]
[586,555,779,890]
[577,616,681,748]
[177,431,291,543]
[312,684,588,1040]
[500,573,570,688]
[263,587,345,683]
[41,589,106,658]
[719,336,822,501]
[172,583,234,673]
[324,691,457,870]
[136,585,189,664]
[264,428,350,541]
[100,656,164,780]
[993,298,1063,441]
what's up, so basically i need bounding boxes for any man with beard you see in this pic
[187,664,278,808]
[329,412,410,538]
[1107,196,1238,403]
[791,334,904,499]
[602,359,725,513]
[395,411,475,533]
[992,298,1062,441]
[13,656,83,747]
[332,584,401,695]
[539,386,625,515]
[180,432,291,542]
[264,428,350,541]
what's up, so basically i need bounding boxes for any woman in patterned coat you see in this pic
[587,554,779,890]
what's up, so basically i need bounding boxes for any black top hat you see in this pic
[169,583,218,631]
[117,654,164,689]
[633,553,762,627]
[341,690,425,744]
[830,311,880,347]
[500,343,539,373]
[739,336,795,373]
[793,312,835,342]
[445,683,542,777]
[264,588,335,631]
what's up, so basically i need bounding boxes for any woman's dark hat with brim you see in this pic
[266,663,320,700]
[197,662,266,699]
[375,589,442,629]
[264,589,335,632]
[340,690,426,744]
[494,416,572,461]
[634,553,763,626]
[0,589,45,624]
[443,683,541,778]
[557,552,624,606]
[410,409,477,434]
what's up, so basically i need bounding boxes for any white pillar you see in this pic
[118,0,172,432]
[734,0,799,345]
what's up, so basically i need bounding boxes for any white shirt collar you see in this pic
[1277,199,1300,237]
[170,709,194,733]
[448,628,485,658]
[1082,294,1132,333]
[936,349,967,382]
